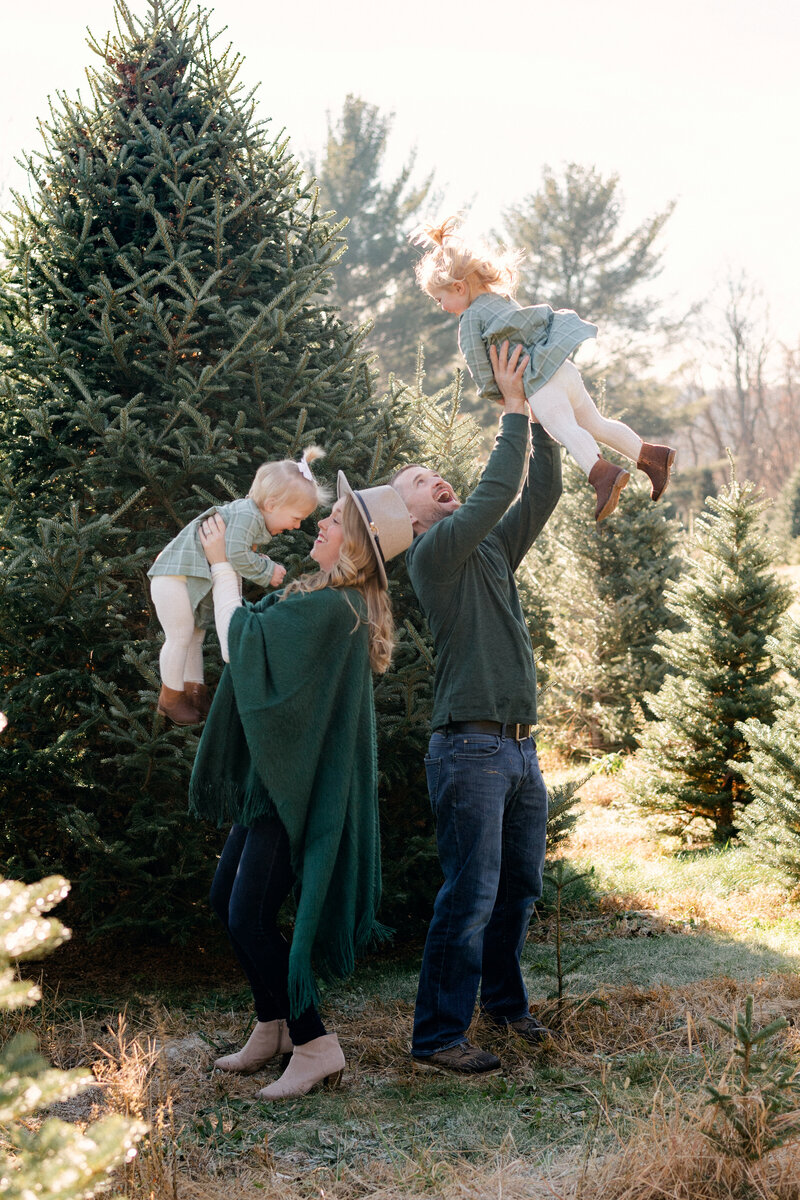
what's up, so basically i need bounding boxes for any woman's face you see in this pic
[310,498,346,571]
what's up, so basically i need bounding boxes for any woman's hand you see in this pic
[199,513,228,564]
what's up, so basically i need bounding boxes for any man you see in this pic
[392,343,562,1075]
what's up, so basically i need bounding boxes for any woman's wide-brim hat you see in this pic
[337,471,413,588]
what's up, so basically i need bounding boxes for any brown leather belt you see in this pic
[444,720,534,741]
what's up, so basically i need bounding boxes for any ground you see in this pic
[8,766,800,1199]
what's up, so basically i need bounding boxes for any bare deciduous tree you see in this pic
[681,274,800,495]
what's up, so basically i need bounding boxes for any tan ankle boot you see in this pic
[637,442,677,501]
[257,1033,345,1100]
[185,681,211,717]
[587,457,630,521]
[214,1019,292,1074]
[156,685,202,725]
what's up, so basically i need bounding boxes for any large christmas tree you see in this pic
[0,0,422,936]
[632,465,794,842]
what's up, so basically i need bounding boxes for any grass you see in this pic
[7,773,800,1199]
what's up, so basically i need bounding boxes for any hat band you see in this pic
[354,491,387,571]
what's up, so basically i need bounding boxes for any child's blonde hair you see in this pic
[413,216,524,298]
[248,446,332,513]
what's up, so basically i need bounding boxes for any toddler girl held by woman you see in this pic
[148,447,331,725]
[414,218,676,522]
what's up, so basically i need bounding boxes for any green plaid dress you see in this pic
[147,498,276,628]
[458,293,597,402]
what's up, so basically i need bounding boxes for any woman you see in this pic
[189,471,413,1100]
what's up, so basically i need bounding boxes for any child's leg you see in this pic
[149,575,198,690]
[559,360,643,463]
[528,368,602,477]
[184,627,206,686]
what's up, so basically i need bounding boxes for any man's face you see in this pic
[393,466,460,534]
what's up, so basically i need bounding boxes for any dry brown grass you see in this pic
[550,773,799,939]
[13,791,800,1200]
[16,971,797,1199]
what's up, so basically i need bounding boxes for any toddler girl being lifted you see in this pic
[148,448,330,725]
[415,218,675,521]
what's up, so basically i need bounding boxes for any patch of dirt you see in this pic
[33,932,243,997]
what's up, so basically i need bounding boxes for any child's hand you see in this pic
[269,563,287,587]
[198,513,228,564]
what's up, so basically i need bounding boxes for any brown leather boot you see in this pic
[637,442,676,501]
[588,457,630,521]
[156,685,202,726]
[185,682,211,718]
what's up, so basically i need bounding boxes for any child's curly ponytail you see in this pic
[412,216,524,297]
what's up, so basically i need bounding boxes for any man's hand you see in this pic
[489,341,530,417]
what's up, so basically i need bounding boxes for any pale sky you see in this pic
[2,0,799,354]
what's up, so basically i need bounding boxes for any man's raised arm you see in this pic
[412,345,532,574]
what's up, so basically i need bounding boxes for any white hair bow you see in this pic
[297,454,314,483]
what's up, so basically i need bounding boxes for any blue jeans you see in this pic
[412,730,548,1057]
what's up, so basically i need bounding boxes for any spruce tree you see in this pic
[311,95,454,390]
[632,463,794,842]
[500,163,689,441]
[771,458,800,563]
[0,0,414,936]
[0,872,145,1195]
[532,455,683,753]
[737,617,800,887]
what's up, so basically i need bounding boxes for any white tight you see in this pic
[529,359,643,477]
[150,575,207,690]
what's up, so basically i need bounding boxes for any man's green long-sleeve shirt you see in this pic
[405,414,562,731]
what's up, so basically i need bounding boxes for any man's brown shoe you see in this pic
[412,1041,502,1076]
[588,456,630,521]
[503,1014,552,1045]
[156,685,202,726]
[637,442,677,501]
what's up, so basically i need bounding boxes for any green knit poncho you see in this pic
[188,585,382,1017]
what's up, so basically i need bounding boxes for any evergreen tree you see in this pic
[632,462,794,842]
[0,871,145,1196]
[771,458,800,563]
[0,0,418,936]
[500,163,687,440]
[311,95,454,389]
[532,455,683,753]
[737,617,800,887]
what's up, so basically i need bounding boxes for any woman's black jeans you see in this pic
[209,816,326,1046]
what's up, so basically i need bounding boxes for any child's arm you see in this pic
[221,508,279,589]
[458,307,503,400]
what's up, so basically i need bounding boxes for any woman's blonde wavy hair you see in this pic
[282,495,395,674]
[413,216,524,298]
